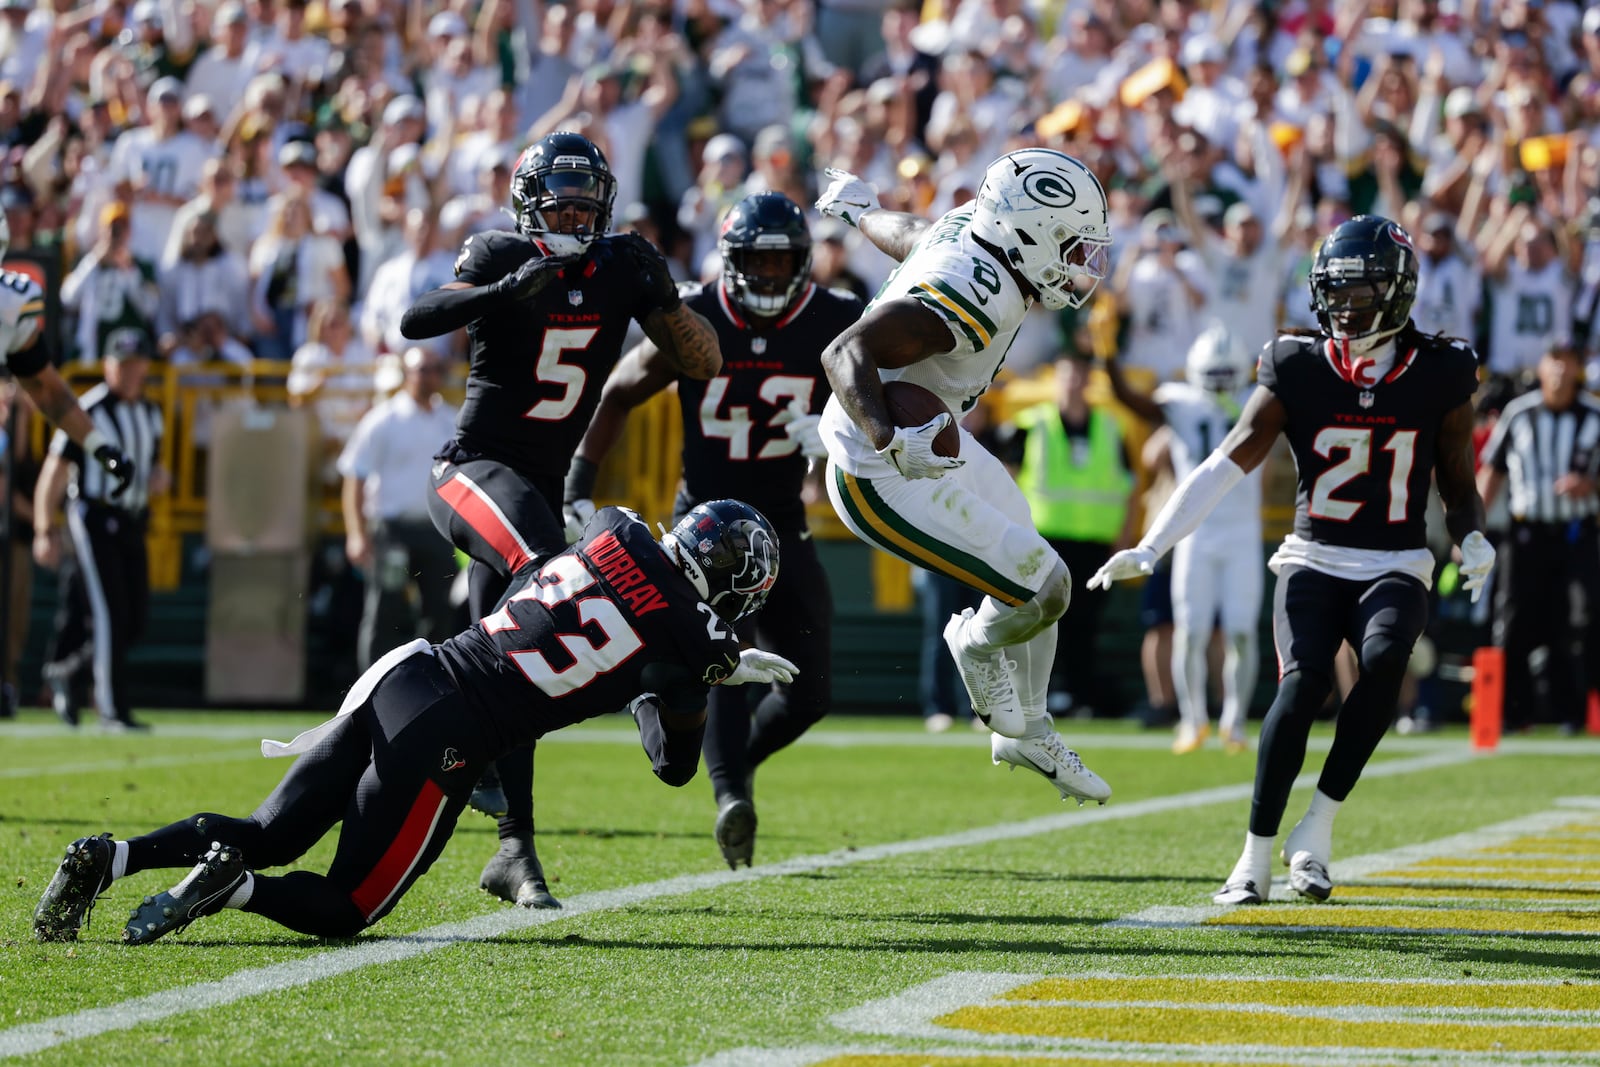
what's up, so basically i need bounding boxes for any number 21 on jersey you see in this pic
[1309,426,1418,523]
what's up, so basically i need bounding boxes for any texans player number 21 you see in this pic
[1090,216,1495,905]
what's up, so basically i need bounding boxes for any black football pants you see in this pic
[124,654,491,937]
[1251,564,1428,838]
[428,453,567,842]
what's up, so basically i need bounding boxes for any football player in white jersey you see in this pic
[0,215,135,492]
[814,149,1114,805]
[1108,325,1264,754]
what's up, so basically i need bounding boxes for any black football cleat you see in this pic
[479,834,560,909]
[714,797,757,870]
[123,841,246,945]
[33,833,115,942]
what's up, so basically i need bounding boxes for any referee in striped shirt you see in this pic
[1478,340,1600,733]
[33,329,166,730]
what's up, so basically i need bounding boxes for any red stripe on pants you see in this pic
[436,473,533,572]
[351,778,446,921]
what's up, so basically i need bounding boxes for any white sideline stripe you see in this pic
[0,748,1476,1058]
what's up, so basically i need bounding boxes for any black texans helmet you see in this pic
[1309,214,1419,348]
[661,500,780,624]
[510,131,616,256]
[718,192,813,317]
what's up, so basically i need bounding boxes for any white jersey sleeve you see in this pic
[1155,381,1262,541]
[0,271,45,368]
[819,203,1032,477]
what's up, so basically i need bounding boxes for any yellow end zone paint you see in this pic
[1205,905,1600,934]
[1003,976,1600,1011]
[1401,858,1600,875]
[1339,883,1600,903]
[932,1005,1600,1053]
[809,1056,1288,1067]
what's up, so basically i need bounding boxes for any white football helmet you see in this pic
[1186,324,1253,393]
[970,148,1112,310]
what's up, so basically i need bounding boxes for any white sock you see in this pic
[1009,626,1057,724]
[1230,831,1274,880]
[224,872,255,910]
[1291,790,1340,856]
[111,840,129,881]
[965,595,1039,651]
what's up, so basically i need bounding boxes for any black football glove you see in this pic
[491,253,572,303]
[615,232,681,314]
[93,444,134,500]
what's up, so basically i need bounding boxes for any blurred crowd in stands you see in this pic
[5,0,1600,730]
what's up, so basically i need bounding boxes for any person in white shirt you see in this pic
[106,78,219,267]
[247,189,349,359]
[338,346,460,671]
[1109,326,1265,754]
[1113,210,1210,380]
[183,1,258,123]
[156,212,251,344]
[1171,160,1297,354]
[1412,212,1481,342]
[252,0,329,88]
[360,208,459,359]
[271,140,350,241]
[1481,206,1576,378]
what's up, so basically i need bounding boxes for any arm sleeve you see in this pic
[1137,450,1248,558]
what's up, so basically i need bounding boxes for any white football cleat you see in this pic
[1214,848,1272,905]
[991,726,1111,805]
[942,609,1025,737]
[1282,817,1334,902]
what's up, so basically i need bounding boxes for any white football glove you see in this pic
[1458,530,1495,604]
[722,647,799,686]
[563,498,596,544]
[878,414,963,480]
[772,399,827,459]
[1086,546,1159,591]
[815,168,880,228]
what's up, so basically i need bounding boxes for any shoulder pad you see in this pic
[454,230,535,280]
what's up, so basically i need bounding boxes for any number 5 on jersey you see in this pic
[522,327,601,422]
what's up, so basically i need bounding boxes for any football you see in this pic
[882,380,960,458]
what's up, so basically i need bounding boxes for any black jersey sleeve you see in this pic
[5,336,50,378]
[1254,335,1298,396]
[453,230,536,286]
[1434,336,1481,409]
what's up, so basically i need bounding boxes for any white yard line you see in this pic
[0,748,1478,1058]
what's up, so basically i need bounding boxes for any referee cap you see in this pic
[104,328,153,361]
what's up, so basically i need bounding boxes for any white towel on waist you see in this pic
[261,639,435,758]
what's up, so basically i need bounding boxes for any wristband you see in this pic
[565,456,598,503]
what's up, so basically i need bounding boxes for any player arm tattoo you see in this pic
[18,365,96,446]
[1435,400,1487,544]
[574,341,678,466]
[822,297,955,450]
[1215,385,1288,474]
[858,210,933,262]
[641,303,722,380]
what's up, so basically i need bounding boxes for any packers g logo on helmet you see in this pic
[1023,171,1077,209]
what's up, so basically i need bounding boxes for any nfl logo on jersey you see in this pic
[1358,390,1375,409]
[568,290,584,306]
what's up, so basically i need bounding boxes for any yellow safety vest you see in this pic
[1016,403,1132,543]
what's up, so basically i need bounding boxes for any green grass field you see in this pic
[3,710,1599,1067]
